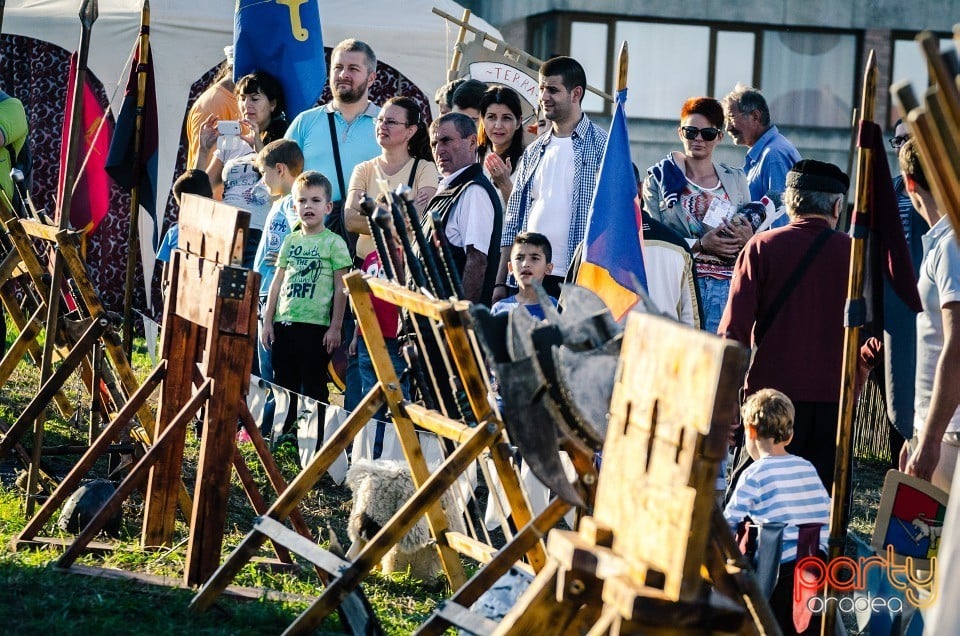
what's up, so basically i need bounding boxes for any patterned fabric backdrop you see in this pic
[0,34,430,321]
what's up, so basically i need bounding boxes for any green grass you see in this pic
[0,318,888,634]
[0,320,445,634]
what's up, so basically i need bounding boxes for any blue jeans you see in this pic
[257,298,275,437]
[357,337,408,459]
[697,276,732,335]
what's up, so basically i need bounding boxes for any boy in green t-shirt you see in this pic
[261,171,352,438]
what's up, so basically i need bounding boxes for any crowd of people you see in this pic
[153,37,957,635]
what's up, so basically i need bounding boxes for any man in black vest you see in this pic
[426,112,503,305]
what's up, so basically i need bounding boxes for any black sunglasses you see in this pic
[889,134,910,150]
[680,126,721,141]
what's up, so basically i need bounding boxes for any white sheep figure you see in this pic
[344,458,467,581]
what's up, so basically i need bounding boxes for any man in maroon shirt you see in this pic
[719,160,851,490]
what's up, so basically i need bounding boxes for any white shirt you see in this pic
[439,165,495,255]
[526,136,575,274]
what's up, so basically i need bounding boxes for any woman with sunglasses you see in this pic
[477,85,526,204]
[344,96,439,260]
[643,96,752,334]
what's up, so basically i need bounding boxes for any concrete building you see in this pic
[460,0,958,180]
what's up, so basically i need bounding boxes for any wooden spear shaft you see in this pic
[821,49,877,636]
[121,0,151,358]
[27,0,99,514]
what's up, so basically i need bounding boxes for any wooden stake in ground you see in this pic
[822,49,877,636]
[28,0,99,515]
[121,0,151,359]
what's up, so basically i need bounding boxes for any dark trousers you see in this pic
[728,401,839,499]
[271,321,331,435]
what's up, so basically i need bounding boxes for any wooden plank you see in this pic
[404,403,473,443]
[0,315,108,458]
[444,531,497,565]
[347,271,467,588]
[254,516,351,575]
[434,601,499,635]
[232,448,293,564]
[366,276,450,320]
[64,564,316,604]
[185,267,258,586]
[237,401,313,541]
[190,387,385,612]
[143,310,202,548]
[593,313,747,602]
[416,497,570,636]
[491,561,582,635]
[284,421,498,635]
[177,194,249,266]
[18,219,62,242]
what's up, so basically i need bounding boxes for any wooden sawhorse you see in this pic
[12,196,311,587]
[190,270,571,634]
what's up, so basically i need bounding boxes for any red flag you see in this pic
[57,53,113,234]
[105,37,159,247]
[856,120,923,314]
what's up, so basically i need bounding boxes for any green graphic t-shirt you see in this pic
[275,229,352,326]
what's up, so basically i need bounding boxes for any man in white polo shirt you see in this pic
[898,138,960,493]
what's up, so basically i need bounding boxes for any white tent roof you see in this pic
[5,0,500,217]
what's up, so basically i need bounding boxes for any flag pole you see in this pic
[821,49,877,636]
[121,0,150,358]
[27,0,99,513]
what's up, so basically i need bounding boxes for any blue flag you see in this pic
[233,0,326,120]
[575,88,647,320]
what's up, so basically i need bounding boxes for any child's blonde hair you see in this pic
[741,388,794,444]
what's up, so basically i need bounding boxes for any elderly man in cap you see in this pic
[719,159,851,490]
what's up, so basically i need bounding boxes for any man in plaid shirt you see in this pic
[492,56,607,302]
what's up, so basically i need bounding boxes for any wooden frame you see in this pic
[190,270,554,634]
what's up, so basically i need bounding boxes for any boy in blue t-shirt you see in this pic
[253,139,304,385]
[490,232,557,318]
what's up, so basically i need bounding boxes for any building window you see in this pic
[569,21,609,113]
[760,31,857,128]
[540,13,861,128]
[614,21,710,119]
[713,30,756,98]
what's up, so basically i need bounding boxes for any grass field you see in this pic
[0,326,890,634]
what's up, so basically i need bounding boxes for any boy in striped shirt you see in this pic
[724,388,831,633]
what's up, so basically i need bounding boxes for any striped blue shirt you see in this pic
[501,114,607,269]
[723,454,831,562]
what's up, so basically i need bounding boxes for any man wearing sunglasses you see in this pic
[722,84,802,206]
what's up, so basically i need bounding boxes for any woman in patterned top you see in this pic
[642,97,752,334]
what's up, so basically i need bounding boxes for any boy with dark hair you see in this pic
[491,232,557,319]
[252,139,305,435]
[451,78,487,122]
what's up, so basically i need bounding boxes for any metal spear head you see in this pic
[395,184,415,202]
[79,0,99,28]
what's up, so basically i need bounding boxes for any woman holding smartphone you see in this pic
[196,70,288,267]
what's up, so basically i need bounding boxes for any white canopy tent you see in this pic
[3,0,500,259]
